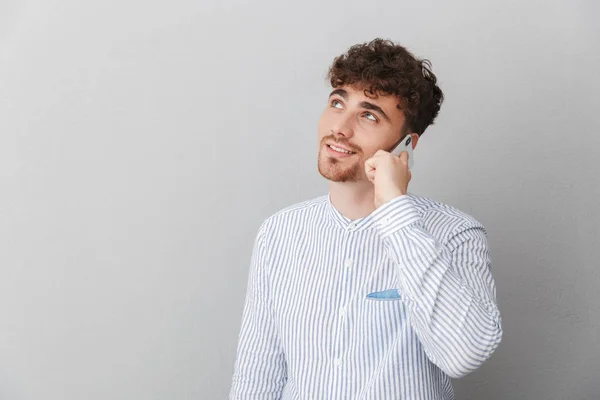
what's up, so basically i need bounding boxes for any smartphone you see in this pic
[390,134,414,169]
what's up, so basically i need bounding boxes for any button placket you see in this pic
[333,237,355,371]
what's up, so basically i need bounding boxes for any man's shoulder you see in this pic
[273,194,329,217]
[256,194,328,235]
[409,192,487,233]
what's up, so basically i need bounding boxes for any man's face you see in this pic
[317,85,408,182]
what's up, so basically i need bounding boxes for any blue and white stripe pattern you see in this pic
[230,192,502,399]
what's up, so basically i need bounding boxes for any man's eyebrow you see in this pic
[329,88,348,100]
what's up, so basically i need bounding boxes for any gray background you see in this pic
[1,0,598,399]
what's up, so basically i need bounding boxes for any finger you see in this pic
[365,168,376,183]
[364,157,378,171]
[364,160,377,182]
[400,151,408,164]
[364,163,374,179]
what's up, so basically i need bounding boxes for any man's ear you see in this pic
[409,133,419,150]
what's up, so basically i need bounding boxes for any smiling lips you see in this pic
[326,143,356,157]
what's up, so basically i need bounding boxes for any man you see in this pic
[230,38,502,399]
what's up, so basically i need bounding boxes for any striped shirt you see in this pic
[230,192,502,399]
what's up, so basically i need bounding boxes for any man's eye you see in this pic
[331,100,343,108]
[364,112,377,121]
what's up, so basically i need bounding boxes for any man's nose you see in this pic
[331,115,355,139]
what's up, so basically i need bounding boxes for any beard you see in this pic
[317,145,364,182]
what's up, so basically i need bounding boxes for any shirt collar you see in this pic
[326,191,417,232]
[325,192,373,232]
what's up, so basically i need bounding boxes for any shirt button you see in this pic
[339,307,346,317]
[344,259,352,268]
[334,358,342,367]
[347,223,356,231]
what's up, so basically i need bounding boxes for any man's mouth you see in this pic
[326,144,356,155]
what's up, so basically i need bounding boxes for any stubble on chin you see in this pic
[317,150,364,182]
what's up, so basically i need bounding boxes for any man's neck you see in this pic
[328,180,376,221]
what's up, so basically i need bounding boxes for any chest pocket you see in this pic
[357,255,411,327]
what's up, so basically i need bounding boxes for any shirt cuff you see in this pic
[371,194,422,238]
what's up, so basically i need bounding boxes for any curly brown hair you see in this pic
[327,38,444,136]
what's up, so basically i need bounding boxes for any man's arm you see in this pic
[230,223,287,399]
[373,195,503,378]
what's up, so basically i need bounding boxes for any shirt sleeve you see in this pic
[230,223,287,399]
[371,194,503,378]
